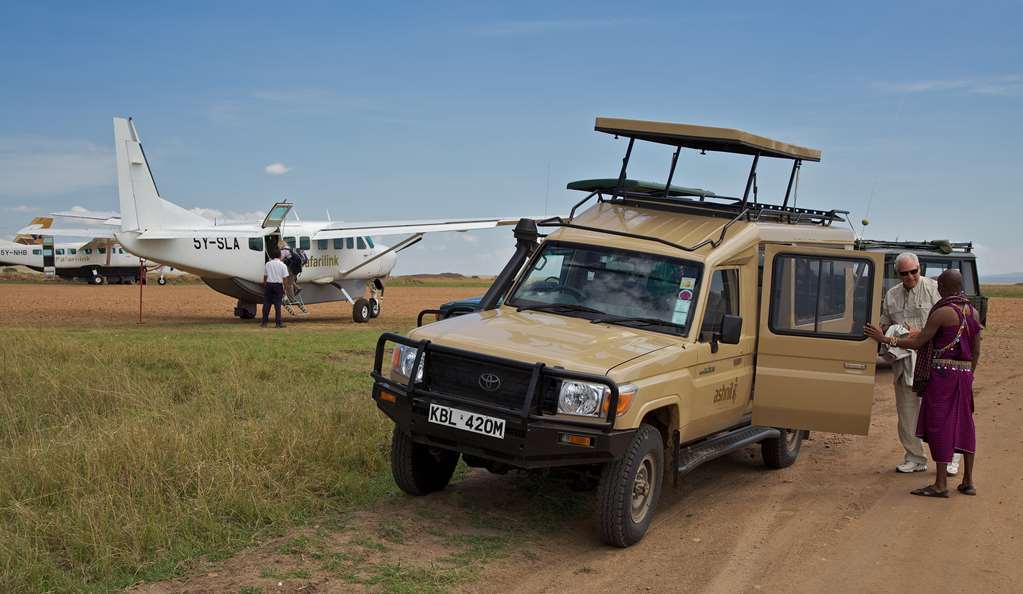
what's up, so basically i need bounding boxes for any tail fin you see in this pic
[114,117,210,232]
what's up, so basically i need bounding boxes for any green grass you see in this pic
[388,276,492,288]
[982,283,1023,298]
[0,324,409,593]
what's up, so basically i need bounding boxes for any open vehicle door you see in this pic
[262,202,293,229]
[752,245,883,435]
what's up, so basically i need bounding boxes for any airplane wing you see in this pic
[134,228,259,239]
[311,216,544,240]
[15,226,116,239]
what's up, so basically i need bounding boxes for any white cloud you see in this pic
[0,138,113,196]
[472,18,634,37]
[874,74,1023,96]
[265,162,291,175]
[6,205,35,213]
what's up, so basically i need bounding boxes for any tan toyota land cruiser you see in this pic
[371,118,884,547]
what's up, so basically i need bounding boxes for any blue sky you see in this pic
[1,1,1020,275]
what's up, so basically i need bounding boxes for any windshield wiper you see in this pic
[590,314,681,329]
[516,303,605,315]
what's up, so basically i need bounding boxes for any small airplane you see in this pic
[48,117,543,322]
[3,217,182,284]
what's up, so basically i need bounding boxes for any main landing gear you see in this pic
[352,280,384,323]
[234,300,257,320]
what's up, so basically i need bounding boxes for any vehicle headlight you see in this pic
[391,344,424,383]
[558,381,609,416]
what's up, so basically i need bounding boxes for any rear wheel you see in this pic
[597,424,664,547]
[352,298,371,323]
[390,429,459,495]
[761,429,805,469]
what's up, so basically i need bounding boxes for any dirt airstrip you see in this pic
[3,283,1021,592]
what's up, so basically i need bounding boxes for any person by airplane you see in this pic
[262,248,290,328]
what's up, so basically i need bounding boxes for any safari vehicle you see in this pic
[857,239,987,326]
[371,118,884,547]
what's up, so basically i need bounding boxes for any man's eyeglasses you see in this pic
[898,268,919,277]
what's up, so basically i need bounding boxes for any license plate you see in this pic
[428,403,506,439]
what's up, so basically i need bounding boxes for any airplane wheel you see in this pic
[353,298,371,323]
[158,277,167,286]
[92,275,104,285]
[369,297,381,318]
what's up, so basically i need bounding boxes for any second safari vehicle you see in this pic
[371,118,884,547]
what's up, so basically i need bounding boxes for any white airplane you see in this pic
[50,117,542,322]
[2,217,182,284]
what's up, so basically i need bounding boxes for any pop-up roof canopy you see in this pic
[594,117,821,162]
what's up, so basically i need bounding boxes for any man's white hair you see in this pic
[894,252,919,269]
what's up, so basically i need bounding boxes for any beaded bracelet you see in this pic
[889,335,899,347]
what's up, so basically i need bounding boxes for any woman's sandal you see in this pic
[957,483,977,496]
[911,485,950,498]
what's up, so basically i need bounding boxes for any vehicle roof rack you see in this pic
[855,239,974,255]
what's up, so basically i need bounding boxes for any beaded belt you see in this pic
[932,358,972,372]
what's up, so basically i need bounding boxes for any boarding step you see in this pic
[283,299,309,316]
[676,425,780,476]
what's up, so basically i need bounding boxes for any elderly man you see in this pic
[879,253,961,474]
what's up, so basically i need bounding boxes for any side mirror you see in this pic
[720,314,742,345]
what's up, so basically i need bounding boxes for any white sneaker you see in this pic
[947,454,962,476]
[896,461,928,473]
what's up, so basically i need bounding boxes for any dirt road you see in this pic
[473,299,1023,593]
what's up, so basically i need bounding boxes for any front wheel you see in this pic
[390,429,459,496]
[352,298,371,323]
[761,429,805,469]
[597,424,664,547]
[158,277,167,286]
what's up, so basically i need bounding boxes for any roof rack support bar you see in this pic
[782,159,802,209]
[664,145,681,199]
[741,152,760,212]
[614,137,636,198]
[568,190,599,221]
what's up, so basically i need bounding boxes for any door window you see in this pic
[769,255,873,339]
[366,237,375,248]
[700,269,739,337]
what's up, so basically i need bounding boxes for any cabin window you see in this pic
[769,255,873,339]
[346,238,354,250]
[299,237,311,250]
[118,248,125,254]
[700,269,740,338]
[356,237,366,250]
[56,249,65,255]
[317,239,328,250]
[84,248,92,254]
[32,249,41,255]
[98,248,106,254]
[285,237,296,248]
[333,238,343,250]
[366,237,375,248]
[248,237,264,251]
[69,249,77,255]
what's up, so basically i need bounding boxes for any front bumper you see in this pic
[371,333,635,469]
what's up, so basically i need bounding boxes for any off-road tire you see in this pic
[597,423,664,547]
[369,297,381,318]
[390,429,459,496]
[761,429,805,469]
[352,298,371,323]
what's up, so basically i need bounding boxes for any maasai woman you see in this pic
[865,269,983,498]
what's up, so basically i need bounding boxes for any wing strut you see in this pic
[339,234,424,277]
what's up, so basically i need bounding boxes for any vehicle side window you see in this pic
[333,238,343,250]
[248,237,264,251]
[346,238,354,249]
[700,269,739,337]
[770,255,873,338]
[960,260,978,295]
[285,237,296,248]
[299,237,310,250]
[356,237,366,250]
[922,260,950,279]
[317,239,328,250]
[366,237,375,248]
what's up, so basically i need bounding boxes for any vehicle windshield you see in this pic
[506,242,703,335]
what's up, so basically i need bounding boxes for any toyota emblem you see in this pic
[478,373,502,392]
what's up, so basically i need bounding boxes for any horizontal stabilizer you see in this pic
[15,226,116,239]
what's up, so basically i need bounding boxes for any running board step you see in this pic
[676,425,780,476]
